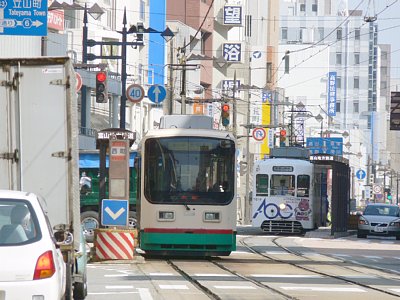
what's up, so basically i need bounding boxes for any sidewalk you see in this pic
[305,227,357,239]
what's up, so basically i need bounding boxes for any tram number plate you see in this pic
[374,226,384,232]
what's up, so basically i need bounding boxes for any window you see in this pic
[270,175,295,196]
[354,77,359,89]
[355,29,360,40]
[318,27,324,40]
[267,63,272,83]
[140,0,145,21]
[0,200,41,245]
[256,174,268,196]
[297,175,310,197]
[312,4,317,12]
[300,4,305,12]
[353,102,359,113]
[337,28,342,40]
[354,53,360,65]
[282,27,288,40]
[336,53,342,64]
[144,137,235,205]
[336,77,341,89]
[336,102,341,113]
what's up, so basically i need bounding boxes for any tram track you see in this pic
[166,257,297,300]
[238,236,400,298]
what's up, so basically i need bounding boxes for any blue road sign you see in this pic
[148,84,166,103]
[101,199,129,226]
[356,169,366,180]
[306,137,343,156]
[0,0,48,36]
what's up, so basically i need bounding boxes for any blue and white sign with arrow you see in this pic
[356,169,366,180]
[148,84,166,103]
[101,199,129,227]
[0,0,48,36]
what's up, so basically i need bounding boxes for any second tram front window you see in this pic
[270,175,295,196]
[256,174,268,196]
[144,137,235,205]
[297,175,310,197]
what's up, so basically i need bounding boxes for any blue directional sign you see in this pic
[101,199,129,227]
[148,84,166,103]
[356,169,366,180]
[0,0,48,36]
[306,137,343,156]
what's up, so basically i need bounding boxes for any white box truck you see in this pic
[0,57,87,299]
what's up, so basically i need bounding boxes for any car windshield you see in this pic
[363,205,399,217]
[0,200,41,246]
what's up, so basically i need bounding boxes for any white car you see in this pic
[0,190,66,299]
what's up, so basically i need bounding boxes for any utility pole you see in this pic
[232,70,237,137]
[168,39,174,114]
[180,46,187,114]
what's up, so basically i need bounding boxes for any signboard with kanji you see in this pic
[327,72,337,116]
[223,43,242,62]
[223,6,242,25]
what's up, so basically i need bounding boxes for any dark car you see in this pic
[357,203,400,239]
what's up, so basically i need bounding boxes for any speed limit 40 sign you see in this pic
[126,84,144,103]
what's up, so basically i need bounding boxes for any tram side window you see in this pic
[297,175,310,197]
[270,175,295,196]
[256,174,268,196]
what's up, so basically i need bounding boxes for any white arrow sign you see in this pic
[104,206,126,220]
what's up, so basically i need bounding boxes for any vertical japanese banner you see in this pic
[261,91,272,158]
[327,72,337,116]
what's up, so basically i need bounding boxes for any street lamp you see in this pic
[82,8,174,129]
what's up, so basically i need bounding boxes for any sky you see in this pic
[348,0,400,79]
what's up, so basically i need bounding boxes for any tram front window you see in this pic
[270,175,295,196]
[144,137,235,205]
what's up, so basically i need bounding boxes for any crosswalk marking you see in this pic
[250,274,321,278]
[214,286,256,289]
[281,286,366,292]
[105,285,134,289]
[159,285,189,290]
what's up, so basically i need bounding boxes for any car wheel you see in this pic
[357,231,366,238]
[129,211,137,229]
[64,260,73,300]
[81,211,99,243]
[73,273,87,300]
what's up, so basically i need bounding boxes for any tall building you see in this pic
[278,0,392,204]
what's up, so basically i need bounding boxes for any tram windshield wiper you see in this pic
[183,203,191,211]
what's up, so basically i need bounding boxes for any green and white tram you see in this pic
[137,115,237,256]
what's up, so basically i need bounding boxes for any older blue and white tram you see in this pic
[252,150,323,233]
[137,116,237,256]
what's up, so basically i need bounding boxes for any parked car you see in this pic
[0,190,67,299]
[357,203,400,239]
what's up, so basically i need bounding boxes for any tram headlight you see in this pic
[158,211,175,221]
[279,203,287,210]
[204,212,220,222]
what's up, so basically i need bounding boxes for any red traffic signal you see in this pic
[280,129,287,137]
[96,71,108,103]
[96,71,107,82]
[221,103,230,126]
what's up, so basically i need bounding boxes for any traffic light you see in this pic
[279,129,287,146]
[96,71,108,103]
[221,103,230,126]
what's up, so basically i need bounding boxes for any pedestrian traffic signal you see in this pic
[221,103,230,126]
[96,71,108,103]
[279,129,287,146]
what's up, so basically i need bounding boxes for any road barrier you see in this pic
[94,228,137,261]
